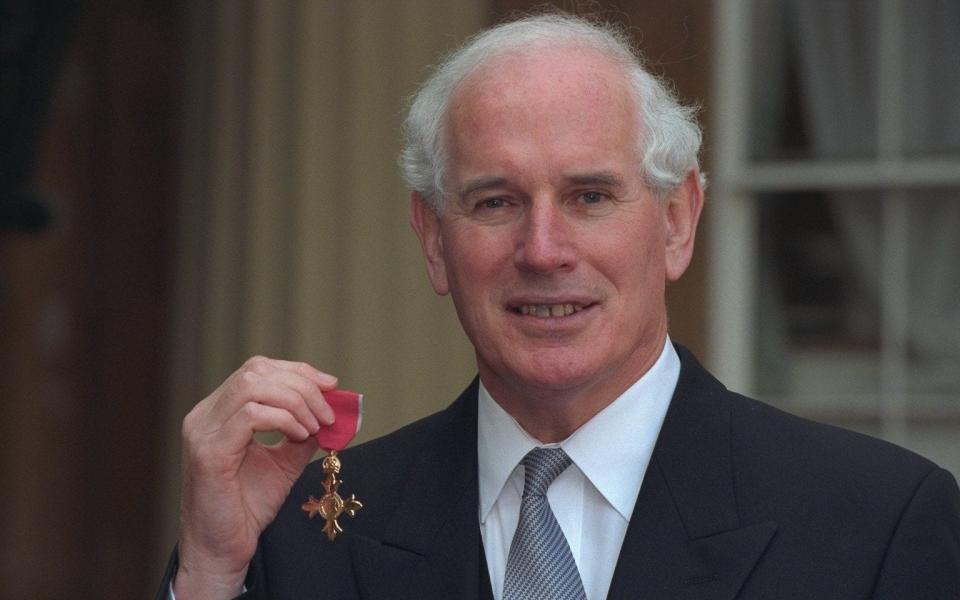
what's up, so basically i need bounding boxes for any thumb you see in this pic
[270,436,320,482]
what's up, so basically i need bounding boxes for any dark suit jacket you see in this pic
[160,346,960,599]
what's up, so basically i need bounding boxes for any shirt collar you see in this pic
[477,337,680,522]
[477,381,541,523]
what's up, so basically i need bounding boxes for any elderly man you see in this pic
[163,14,960,600]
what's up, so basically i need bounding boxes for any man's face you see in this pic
[412,47,701,412]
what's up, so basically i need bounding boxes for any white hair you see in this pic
[400,13,704,213]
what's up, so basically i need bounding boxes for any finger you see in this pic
[210,373,321,435]
[219,402,312,451]
[238,357,336,424]
[202,356,337,427]
[262,369,336,426]
[271,360,337,391]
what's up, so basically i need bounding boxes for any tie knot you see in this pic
[521,447,572,497]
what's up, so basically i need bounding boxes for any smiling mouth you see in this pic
[510,303,590,318]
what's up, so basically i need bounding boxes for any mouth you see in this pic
[508,302,593,318]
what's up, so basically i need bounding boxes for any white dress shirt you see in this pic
[478,338,679,600]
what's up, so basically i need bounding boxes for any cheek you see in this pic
[595,221,666,300]
[444,223,510,274]
[443,236,500,302]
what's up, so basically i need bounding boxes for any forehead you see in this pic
[445,46,638,176]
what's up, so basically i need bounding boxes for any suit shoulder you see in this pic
[349,400,462,458]
[724,392,960,590]
[340,383,476,473]
[728,392,942,505]
[673,344,941,489]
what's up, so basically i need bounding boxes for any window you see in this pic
[710,0,960,475]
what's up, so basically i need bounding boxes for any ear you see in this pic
[410,193,450,295]
[663,170,705,282]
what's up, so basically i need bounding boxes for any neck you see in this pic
[480,337,667,443]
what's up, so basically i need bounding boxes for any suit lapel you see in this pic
[608,347,777,600]
[350,348,775,599]
[350,380,493,600]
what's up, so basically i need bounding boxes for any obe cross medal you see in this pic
[301,389,364,542]
[302,451,363,541]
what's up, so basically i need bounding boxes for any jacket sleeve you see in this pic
[154,545,262,600]
[871,466,960,598]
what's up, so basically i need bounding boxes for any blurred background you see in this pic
[1,0,957,597]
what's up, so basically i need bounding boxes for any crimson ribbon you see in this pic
[314,389,362,451]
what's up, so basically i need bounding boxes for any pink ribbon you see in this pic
[314,389,363,451]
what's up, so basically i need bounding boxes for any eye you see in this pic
[581,191,605,204]
[476,197,507,210]
[581,192,603,204]
[568,189,617,217]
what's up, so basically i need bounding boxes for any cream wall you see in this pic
[158,0,485,564]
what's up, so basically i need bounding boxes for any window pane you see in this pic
[901,3,960,157]
[904,190,960,402]
[750,1,879,162]
[754,188,960,418]
[755,191,882,408]
[750,2,960,162]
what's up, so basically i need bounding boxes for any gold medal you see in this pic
[302,389,363,541]
[302,450,363,541]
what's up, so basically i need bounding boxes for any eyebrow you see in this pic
[457,176,509,200]
[566,171,624,188]
[456,171,625,199]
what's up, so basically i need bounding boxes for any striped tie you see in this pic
[502,447,587,600]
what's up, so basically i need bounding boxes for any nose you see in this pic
[514,199,575,274]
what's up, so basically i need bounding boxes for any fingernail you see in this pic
[321,404,336,425]
[317,371,338,386]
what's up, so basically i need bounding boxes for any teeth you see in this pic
[516,303,582,317]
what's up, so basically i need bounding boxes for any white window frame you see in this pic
[709,0,960,446]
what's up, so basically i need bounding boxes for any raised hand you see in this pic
[173,357,337,599]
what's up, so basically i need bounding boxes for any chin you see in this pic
[506,355,605,394]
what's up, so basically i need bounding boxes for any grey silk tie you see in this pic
[502,447,587,600]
